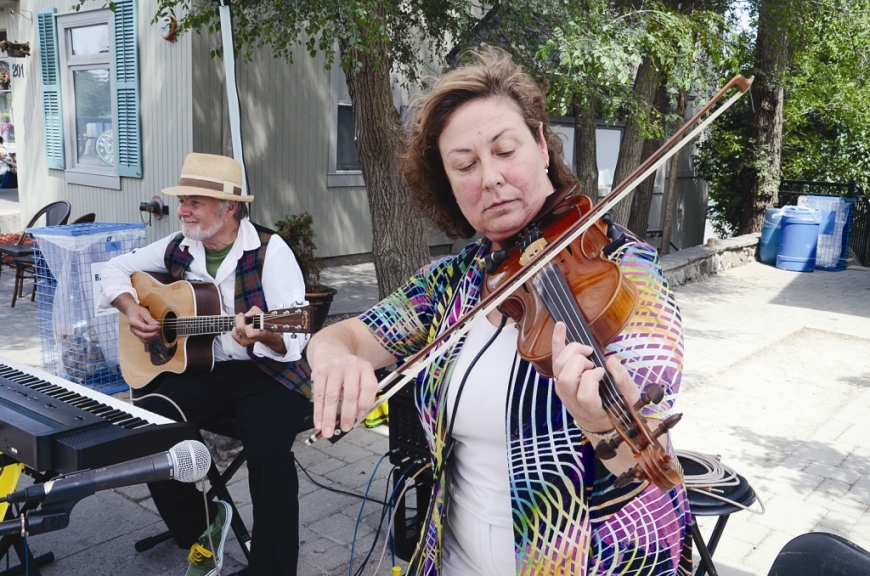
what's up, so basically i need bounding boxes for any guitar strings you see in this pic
[156,313,299,327]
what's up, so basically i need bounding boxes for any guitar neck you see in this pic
[170,315,237,336]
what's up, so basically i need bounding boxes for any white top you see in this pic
[445,319,517,528]
[98,219,309,363]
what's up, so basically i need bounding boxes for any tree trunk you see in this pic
[339,34,430,299]
[573,96,598,199]
[626,83,669,236]
[743,0,788,234]
[660,89,687,255]
[609,57,660,225]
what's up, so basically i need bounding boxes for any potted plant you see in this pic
[0,41,29,58]
[0,71,9,91]
[274,212,337,332]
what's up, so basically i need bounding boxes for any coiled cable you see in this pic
[676,449,765,515]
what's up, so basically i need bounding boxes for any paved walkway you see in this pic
[0,239,868,574]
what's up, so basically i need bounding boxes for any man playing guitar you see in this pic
[99,153,311,576]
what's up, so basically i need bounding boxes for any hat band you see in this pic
[178,176,242,196]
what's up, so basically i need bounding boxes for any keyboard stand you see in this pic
[0,465,60,576]
[0,507,58,575]
[0,531,55,576]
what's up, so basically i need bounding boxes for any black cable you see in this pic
[353,461,423,576]
[294,455,389,506]
[405,310,510,568]
[444,310,509,463]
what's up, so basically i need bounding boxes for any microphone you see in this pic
[0,440,212,506]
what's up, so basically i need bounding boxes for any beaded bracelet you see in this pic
[575,420,619,442]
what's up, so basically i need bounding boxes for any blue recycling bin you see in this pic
[776,206,821,272]
[759,208,782,265]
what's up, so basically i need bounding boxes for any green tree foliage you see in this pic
[537,0,734,231]
[697,0,870,236]
[781,0,870,186]
[540,1,729,135]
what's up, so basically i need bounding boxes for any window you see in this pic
[36,2,141,189]
[336,104,360,171]
[328,63,363,187]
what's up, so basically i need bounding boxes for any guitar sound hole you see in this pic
[148,311,178,367]
[162,312,178,342]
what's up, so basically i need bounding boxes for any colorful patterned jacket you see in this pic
[360,230,692,575]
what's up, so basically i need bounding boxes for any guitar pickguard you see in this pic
[147,338,177,366]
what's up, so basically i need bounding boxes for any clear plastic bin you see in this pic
[28,222,146,394]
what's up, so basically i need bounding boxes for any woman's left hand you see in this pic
[551,321,640,434]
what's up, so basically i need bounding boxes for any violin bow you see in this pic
[307,73,754,445]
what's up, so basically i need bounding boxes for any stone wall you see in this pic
[661,233,760,288]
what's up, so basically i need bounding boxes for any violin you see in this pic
[483,187,682,491]
[483,189,637,377]
[306,75,755,480]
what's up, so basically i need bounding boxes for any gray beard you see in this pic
[182,219,223,242]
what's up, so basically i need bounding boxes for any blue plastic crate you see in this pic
[30,223,146,395]
[27,222,146,237]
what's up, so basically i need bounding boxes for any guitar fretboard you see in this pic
[169,316,236,336]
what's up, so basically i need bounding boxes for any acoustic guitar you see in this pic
[120,271,312,389]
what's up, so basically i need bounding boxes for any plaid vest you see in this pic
[164,231,312,398]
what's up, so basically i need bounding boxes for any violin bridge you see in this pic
[519,238,548,266]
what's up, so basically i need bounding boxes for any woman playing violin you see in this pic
[308,48,692,575]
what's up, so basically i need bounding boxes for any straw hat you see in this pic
[162,153,253,202]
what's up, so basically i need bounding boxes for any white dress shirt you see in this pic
[98,219,309,362]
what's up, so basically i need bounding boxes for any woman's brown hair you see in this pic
[399,47,577,239]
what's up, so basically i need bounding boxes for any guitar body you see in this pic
[120,272,223,389]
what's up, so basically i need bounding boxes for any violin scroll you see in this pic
[590,382,683,492]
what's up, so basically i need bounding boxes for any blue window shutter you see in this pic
[112,0,142,178]
[37,8,64,170]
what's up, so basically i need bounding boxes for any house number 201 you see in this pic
[11,64,24,78]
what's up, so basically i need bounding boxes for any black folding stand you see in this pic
[679,455,758,576]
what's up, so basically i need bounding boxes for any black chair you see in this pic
[1,201,71,306]
[679,455,758,576]
[135,405,315,561]
[71,212,96,224]
[768,532,870,575]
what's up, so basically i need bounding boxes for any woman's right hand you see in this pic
[308,318,396,439]
[311,354,380,439]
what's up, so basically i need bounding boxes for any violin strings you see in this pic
[549,275,631,431]
[534,265,632,431]
[542,270,631,433]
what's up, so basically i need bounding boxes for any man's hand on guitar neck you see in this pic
[113,293,160,344]
[233,306,288,355]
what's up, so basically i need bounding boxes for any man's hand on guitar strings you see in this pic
[114,293,160,344]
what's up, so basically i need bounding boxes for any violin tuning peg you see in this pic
[651,413,682,439]
[646,383,665,404]
[594,440,618,460]
[633,384,665,411]
[593,433,623,461]
[614,467,640,488]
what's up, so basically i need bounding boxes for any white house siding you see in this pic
[16,0,194,243]
[15,2,501,260]
[190,32,375,259]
